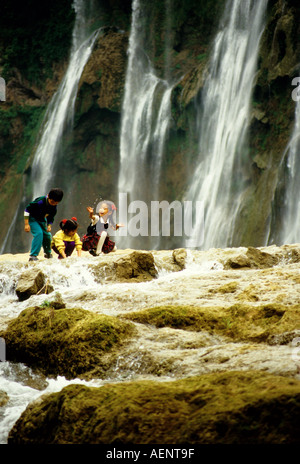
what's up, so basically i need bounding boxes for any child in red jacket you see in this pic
[82,200,123,256]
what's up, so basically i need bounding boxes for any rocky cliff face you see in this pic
[0,0,299,252]
[52,27,129,214]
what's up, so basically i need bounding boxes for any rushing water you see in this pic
[117,0,173,250]
[186,0,268,250]
[1,0,300,441]
[0,362,103,445]
[0,248,299,443]
[279,97,300,244]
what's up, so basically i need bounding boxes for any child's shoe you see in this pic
[89,249,97,256]
[29,256,38,262]
[44,252,53,259]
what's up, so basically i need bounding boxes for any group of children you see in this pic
[24,188,123,261]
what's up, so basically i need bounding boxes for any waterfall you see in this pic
[0,0,99,254]
[0,210,18,254]
[117,0,173,250]
[185,0,268,250]
[30,0,98,198]
[279,96,300,244]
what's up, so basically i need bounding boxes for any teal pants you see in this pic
[29,218,52,257]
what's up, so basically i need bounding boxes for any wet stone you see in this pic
[16,269,54,301]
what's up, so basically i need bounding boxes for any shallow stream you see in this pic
[0,247,299,443]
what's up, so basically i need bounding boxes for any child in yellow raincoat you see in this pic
[51,217,82,259]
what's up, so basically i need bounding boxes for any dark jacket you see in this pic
[24,196,57,225]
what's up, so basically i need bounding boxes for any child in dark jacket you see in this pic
[24,188,64,261]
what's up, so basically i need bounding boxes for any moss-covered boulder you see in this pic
[8,370,300,444]
[0,306,135,379]
[122,303,300,343]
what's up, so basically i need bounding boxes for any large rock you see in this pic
[86,250,158,283]
[15,269,54,301]
[113,251,158,281]
[224,245,300,270]
[8,371,300,444]
[0,306,135,379]
[172,248,187,269]
[246,246,279,268]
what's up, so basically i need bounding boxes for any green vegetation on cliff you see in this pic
[0,0,75,83]
[0,105,45,177]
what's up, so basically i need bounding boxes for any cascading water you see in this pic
[279,96,300,244]
[0,0,99,255]
[185,0,268,250]
[117,0,173,250]
[1,246,300,443]
[31,0,99,198]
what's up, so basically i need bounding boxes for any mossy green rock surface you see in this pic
[122,302,300,343]
[0,306,135,379]
[8,370,300,444]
